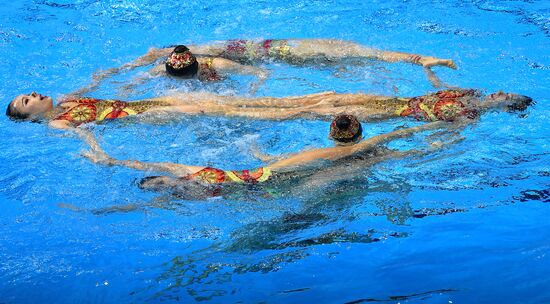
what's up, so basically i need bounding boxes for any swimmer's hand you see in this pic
[82,149,115,166]
[415,55,457,69]
[92,67,119,82]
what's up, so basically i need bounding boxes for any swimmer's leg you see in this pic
[290,39,457,69]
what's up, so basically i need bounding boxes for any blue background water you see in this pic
[0,0,549,303]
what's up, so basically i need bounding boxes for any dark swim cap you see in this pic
[165,45,199,77]
[329,114,363,143]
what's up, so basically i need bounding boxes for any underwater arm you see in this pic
[213,58,269,93]
[81,139,202,177]
[350,121,448,154]
[91,47,172,83]
[49,120,105,155]
[117,66,164,97]
[248,141,286,163]
[423,67,444,88]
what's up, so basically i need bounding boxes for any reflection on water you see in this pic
[142,170,469,301]
[344,288,457,304]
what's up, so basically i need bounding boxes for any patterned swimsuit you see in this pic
[198,58,221,81]
[184,167,272,184]
[395,89,481,122]
[221,39,291,61]
[54,98,170,126]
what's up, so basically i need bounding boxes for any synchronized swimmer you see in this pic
[82,114,450,198]
[87,38,458,94]
[5,38,534,197]
[5,89,531,130]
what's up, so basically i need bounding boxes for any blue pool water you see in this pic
[1,0,549,303]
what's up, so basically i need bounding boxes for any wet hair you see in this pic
[329,114,363,143]
[165,45,199,78]
[507,95,533,112]
[5,101,30,120]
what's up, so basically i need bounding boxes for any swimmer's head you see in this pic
[139,175,222,199]
[6,92,53,121]
[139,175,179,191]
[484,91,533,112]
[329,114,363,146]
[165,45,199,78]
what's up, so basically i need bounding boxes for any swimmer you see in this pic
[83,45,269,95]
[219,89,533,122]
[81,114,450,198]
[5,89,532,130]
[90,39,458,91]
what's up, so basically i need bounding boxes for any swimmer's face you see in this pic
[485,91,533,111]
[9,92,53,118]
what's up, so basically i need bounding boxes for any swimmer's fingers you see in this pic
[419,56,458,69]
[428,135,465,151]
[81,149,114,166]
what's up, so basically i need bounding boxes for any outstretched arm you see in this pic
[91,47,172,84]
[80,132,203,177]
[212,58,269,94]
[270,121,449,171]
[49,120,106,156]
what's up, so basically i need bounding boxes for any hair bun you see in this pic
[329,114,362,143]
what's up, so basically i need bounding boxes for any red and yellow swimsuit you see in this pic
[184,167,272,184]
[54,98,168,126]
[395,89,480,122]
[198,58,222,81]
[222,39,291,61]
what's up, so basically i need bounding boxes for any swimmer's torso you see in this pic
[197,57,222,81]
[219,39,292,62]
[396,89,481,121]
[184,167,272,184]
[53,98,173,126]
